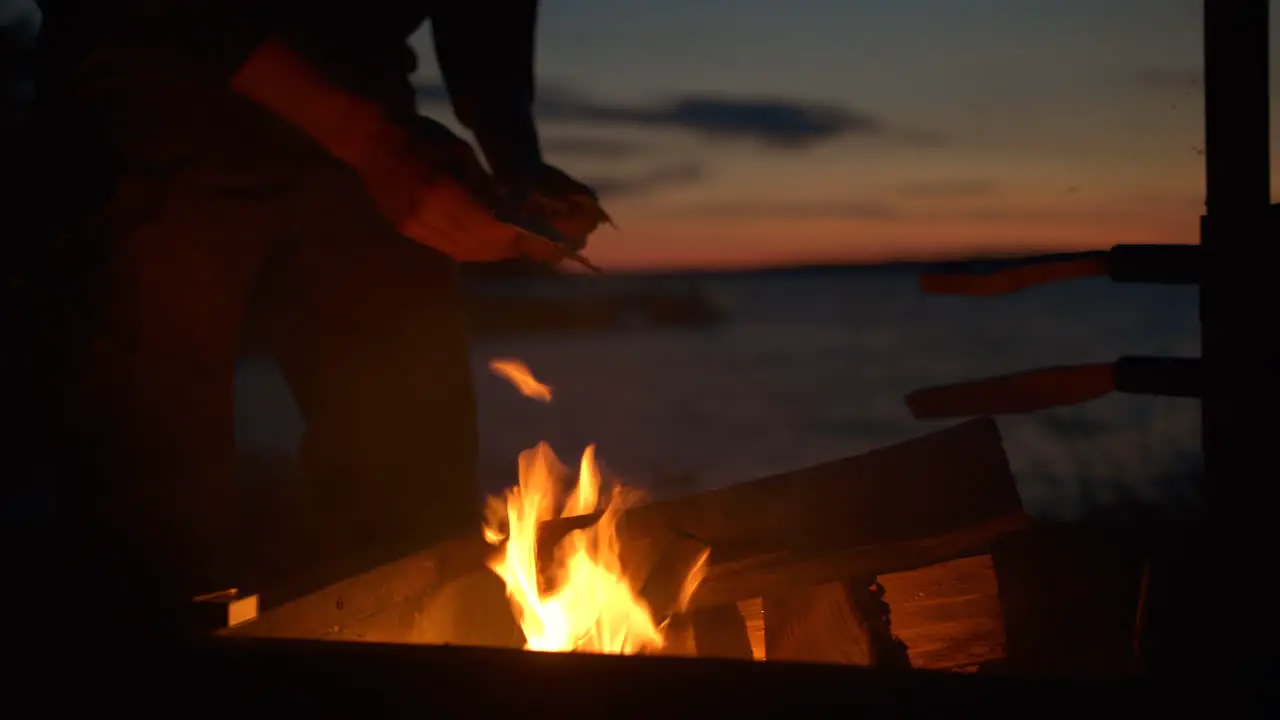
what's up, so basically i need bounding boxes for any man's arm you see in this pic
[232,2,545,186]
[431,1,610,245]
[230,37,402,168]
[229,35,548,265]
[227,3,589,265]
[229,1,430,169]
[431,1,543,191]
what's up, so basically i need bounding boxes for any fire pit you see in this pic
[221,358,1042,671]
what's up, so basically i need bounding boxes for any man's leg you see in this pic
[46,160,287,638]
[253,163,482,585]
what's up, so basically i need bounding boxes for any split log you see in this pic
[626,533,712,622]
[763,581,881,666]
[759,575,914,668]
[221,534,491,642]
[876,554,1007,671]
[542,418,1025,610]
[736,555,1007,669]
[737,598,766,660]
[656,613,698,657]
[689,604,755,660]
[409,568,523,649]
[232,419,1021,650]
[694,512,1026,610]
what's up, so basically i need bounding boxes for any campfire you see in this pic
[223,366,1047,673]
[481,358,709,654]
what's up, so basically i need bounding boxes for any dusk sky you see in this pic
[5,1,1277,270]
[413,0,1280,270]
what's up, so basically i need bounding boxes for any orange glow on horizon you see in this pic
[581,201,1203,271]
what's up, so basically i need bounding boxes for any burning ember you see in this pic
[483,359,708,654]
[487,358,553,403]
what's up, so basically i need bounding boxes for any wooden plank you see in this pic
[543,418,1022,608]
[545,419,1017,554]
[232,419,1018,644]
[877,554,1007,671]
[690,511,1028,610]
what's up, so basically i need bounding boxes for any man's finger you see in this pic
[566,194,610,219]
[514,233,566,266]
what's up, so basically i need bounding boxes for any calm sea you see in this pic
[237,266,1203,521]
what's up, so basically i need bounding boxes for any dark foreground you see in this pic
[30,637,1255,716]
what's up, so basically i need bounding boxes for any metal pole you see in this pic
[1195,0,1272,681]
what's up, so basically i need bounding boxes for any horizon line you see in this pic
[558,241,1198,276]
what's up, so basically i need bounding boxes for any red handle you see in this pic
[905,363,1116,418]
[919,255,1108,296]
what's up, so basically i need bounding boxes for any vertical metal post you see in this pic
[1195,0,1273,680]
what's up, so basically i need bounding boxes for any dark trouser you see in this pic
[36,83,480,638]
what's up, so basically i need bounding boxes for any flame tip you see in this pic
[483,440,700,654]
[478,357,705,654]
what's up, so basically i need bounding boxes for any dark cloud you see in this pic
[1135,67,1202,91]
[416,82,906,148]
[898,179,997,198]
[680,200,901,221]
[561,94,881,148]
[540,136,647,160]
[583,163,705,199]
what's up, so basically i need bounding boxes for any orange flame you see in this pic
[484,358,706,654]
[488,358,553,403]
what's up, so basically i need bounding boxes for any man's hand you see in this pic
[515,163,613,253]
[406,121,611,265]
[411,117,500,206]
[413,119,609,251]
[356,130,564,264]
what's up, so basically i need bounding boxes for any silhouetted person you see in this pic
[30,0,606,639]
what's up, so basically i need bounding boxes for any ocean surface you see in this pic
[236,267,1203,521]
